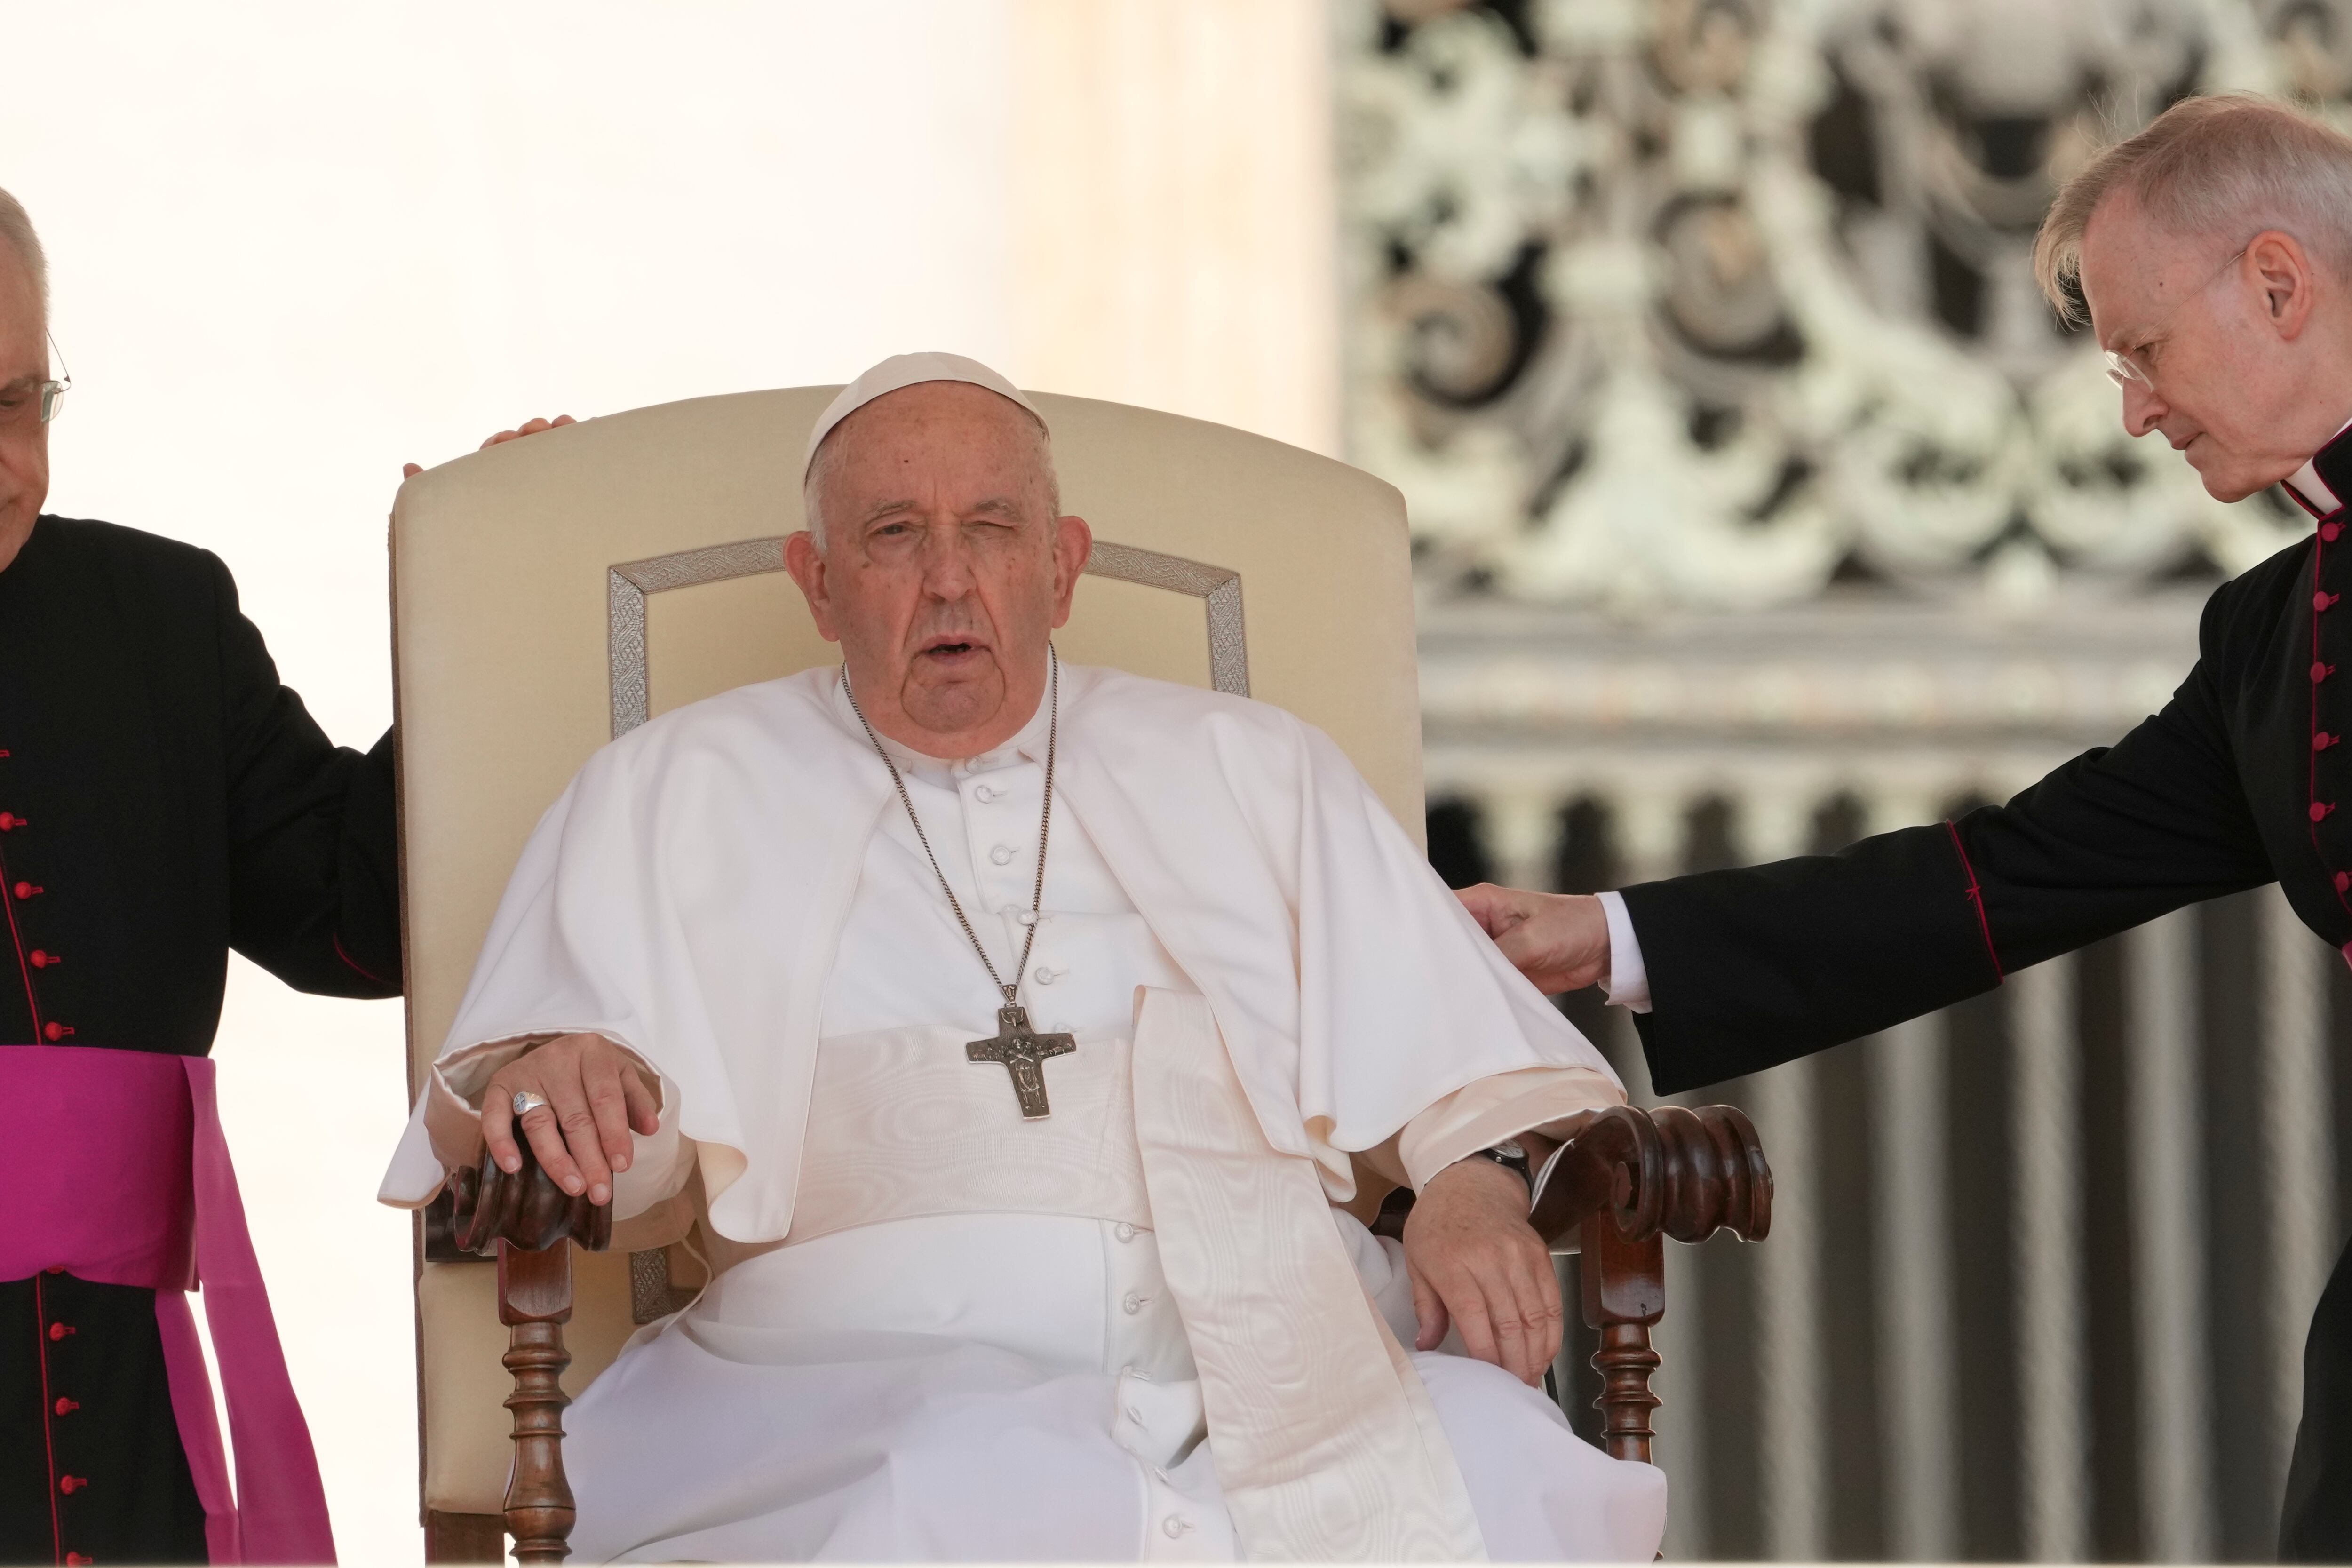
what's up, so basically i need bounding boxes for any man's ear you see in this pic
[783,530,843,644]
[2249,229,2319,338]
[1050,515,1093,629]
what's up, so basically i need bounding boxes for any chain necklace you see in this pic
[843,647,1075,1118]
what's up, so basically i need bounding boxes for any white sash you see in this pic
[1132,987,1487,1562]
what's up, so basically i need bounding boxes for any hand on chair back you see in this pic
[480,1033,660,1208]
[400,414,579,479]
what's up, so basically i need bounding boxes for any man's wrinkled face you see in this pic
[0,244,49,569]
[784,381,1091,756]
[2080,193,2339,502]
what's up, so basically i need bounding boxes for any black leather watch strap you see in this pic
[1462,1138,1533,1193]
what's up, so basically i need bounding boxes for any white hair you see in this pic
[2035,93,2352,323]
[0,185,48,327]
[801,394,1062,555]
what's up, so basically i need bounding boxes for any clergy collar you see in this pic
[2285,412,2352,516]
[827,663,1057,787]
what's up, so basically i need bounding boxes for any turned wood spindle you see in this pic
[1579,1211,1666,1465]
[499,1238,578,1563]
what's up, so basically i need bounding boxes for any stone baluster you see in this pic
[1480,784,1564,894]
[2130,908,2215,1561]
[1859,788,1958,1562]
[2010,948,2090,1563]
[2261,888,2338,1498]
[1740,788,1827,1565]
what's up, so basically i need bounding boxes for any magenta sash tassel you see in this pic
[0,1045,337,1564]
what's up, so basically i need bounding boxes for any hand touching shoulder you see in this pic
[1454,884,1611,995]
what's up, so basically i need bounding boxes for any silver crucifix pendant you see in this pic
[967,1003,1077,1119]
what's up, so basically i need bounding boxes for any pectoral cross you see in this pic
[967,1003,1077,1119]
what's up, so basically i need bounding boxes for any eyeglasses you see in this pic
[39,332,69,424]
[1,334,70,435]
[2103,247,2248,390]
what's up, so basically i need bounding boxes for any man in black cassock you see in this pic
[0,184,402,1565]
[1460,96,2352,1561]
[0,187,560,1564]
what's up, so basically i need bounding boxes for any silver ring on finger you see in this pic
[512,1090,550,1118]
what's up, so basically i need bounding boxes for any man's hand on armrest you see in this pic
[1402,1156,1561,1387]
[480,1032,661,1208]
[1454,884,1611,995]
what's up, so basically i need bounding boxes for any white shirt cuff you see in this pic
[1597,890,1652,1013]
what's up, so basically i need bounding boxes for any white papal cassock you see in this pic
[381,662,1668,1561]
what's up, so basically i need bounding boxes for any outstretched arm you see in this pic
[1463,573,2279,1095]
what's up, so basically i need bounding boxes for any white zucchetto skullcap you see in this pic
[803,352,1047,477]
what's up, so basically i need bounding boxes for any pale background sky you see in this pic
[0,1,1332,1558]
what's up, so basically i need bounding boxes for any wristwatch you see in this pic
[1462,1138,1533,1194]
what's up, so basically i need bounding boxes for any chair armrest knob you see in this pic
[1531,1103,1772,1248]
[448,1141,613,1255]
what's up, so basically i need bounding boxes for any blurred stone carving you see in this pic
[1340,0,2341,612]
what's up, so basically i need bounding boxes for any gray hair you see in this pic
[0,185,48,327]
[802,395,1062,556]
[2035,94,2352,324]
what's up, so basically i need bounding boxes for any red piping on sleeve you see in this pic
[332,933,387,987]
[1946,820,2003,982]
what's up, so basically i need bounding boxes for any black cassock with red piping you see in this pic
[1613,427,2352,1560]
[0,517,398,1565]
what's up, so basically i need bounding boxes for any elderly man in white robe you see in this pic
[380,354,1668,1562]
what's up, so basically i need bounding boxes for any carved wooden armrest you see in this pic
[1529,1105,1773,1464]
[445,1142,613,1563]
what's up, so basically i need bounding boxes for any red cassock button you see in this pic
[47,1321,72,1341]
[42,1022,70,1041]
[29,949,48,967]
[2335,871,2348,893]
[2316,662,2336,684]
[0,812,19,830]
[2326,522,2343,542]
[53,1397,77,1416]
[2314,802,2337,823]
[12,881,36,899]
[57,1475,84,1495]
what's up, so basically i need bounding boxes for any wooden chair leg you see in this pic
[1580,1213,1665,1465]
[498,1240,577,1563]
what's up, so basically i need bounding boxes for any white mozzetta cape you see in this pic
[385,664,1619,1243]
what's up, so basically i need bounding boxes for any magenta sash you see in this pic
[0,1045,336,1564]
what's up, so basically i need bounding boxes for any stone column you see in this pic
[1743,789,1826,1564]
[2129,907,2214,1562]
[2262,888,2338,1499]
[2011,951,2090,1563]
